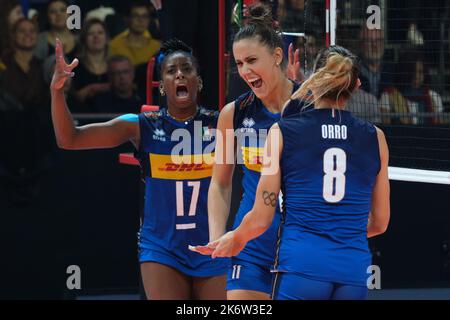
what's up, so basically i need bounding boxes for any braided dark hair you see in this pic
[158,38,199,73]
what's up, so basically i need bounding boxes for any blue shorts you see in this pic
[139,243,229,278]
[272,272,368,300]
[226,258,274,295]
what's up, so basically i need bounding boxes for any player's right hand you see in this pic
[287,42,305,83]
[50,38,79,91]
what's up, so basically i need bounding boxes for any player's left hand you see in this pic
[189,231,246,258]
[188,243,217,255]
[211,231,246,259]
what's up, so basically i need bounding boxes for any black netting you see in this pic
[336,0,450,126]
[336,0,450,170]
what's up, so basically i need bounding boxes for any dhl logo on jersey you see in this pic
[241,146,263,173]
[149,153,214,180]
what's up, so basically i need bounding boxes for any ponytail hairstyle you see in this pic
[158,38,199,74]
[292,45,359,106]
[234,3,286,69]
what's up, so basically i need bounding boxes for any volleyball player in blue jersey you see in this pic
[192,4,304,300]
[50,38,228,299]
[200,46,391,300]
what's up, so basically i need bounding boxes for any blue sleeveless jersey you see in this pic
[233,83,303,268]
[137,107,229,277]
[276,108,380,286]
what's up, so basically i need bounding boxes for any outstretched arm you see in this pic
[207,102,237,241]
[51,39,139,150]
[192,124,283,258]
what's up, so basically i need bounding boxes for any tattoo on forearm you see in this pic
[262,191,277,207]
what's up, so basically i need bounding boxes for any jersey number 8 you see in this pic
[323,148,346,203]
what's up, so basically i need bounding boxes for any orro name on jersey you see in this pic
[321,124,347,140]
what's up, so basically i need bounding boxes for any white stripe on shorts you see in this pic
[176,223,196,230]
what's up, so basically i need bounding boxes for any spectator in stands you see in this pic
[92,55,144,114]
[358,27,393,98]
[346,89,381,124]
[71,18,110,111]
[296,32,320,78]
[277,0,322,59]
[278,0,305,32]
[345,27,392,123]
[0,18,48,111]
[0,18,52,204]
[34,0,78,62]
[109,0,161,67]
[0,0,24,59]
[380,50,445,125]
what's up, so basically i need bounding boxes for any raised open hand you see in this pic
[50,38,79,91]
[287,42,305,83]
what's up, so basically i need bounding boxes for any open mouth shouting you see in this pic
[176,84,189,99]
[248,77,263,89]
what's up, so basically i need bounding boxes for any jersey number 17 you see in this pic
[175,181,200,230]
